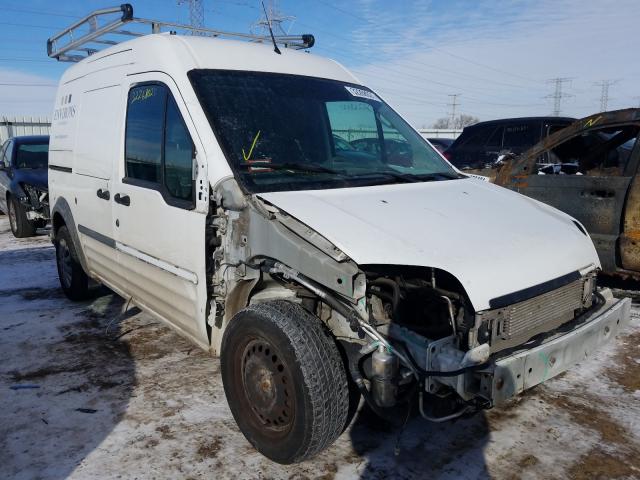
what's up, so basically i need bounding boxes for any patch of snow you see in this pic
[1,217,639,479]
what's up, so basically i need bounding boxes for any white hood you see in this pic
[259,178,600,311]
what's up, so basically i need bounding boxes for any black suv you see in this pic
[445,117,575,170]
[0,135,50,237]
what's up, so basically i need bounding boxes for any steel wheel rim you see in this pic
[57,238,73,288]
[238,337,295,437]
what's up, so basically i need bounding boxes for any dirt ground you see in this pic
[1,216,639,480]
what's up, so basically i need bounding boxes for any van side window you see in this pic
[125,83,194,205]
[125,85,164,183]
[164,97,194,201]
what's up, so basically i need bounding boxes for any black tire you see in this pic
[55,225,90,300]
[7,196,35,238]
[221,300,349,464]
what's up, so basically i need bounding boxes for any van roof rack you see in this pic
[47,3,315,62]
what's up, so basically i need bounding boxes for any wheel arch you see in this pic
[50,196,89,273]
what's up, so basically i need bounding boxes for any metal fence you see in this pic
[0,116,52,144]
[0,117,458,146]
[417,129,461,139]
[333,128,461,142]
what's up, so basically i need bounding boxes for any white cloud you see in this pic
[346,0,640,127]
[0,68,57,117]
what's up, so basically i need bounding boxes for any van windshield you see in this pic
[189,70,459,193]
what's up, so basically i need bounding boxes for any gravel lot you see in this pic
[1,216,639,480]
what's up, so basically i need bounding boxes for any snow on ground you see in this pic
[0,215,639,480]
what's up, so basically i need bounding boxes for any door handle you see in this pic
[582,189,615,199]
[114,193,131,206]
[96,188,110,200]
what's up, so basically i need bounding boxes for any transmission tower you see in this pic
[177,0,205,34]
[252,0,295,36]
[595,79,618,112]
[546,78,573,116]
[447,94,461,128]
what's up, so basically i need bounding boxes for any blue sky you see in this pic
[1,0,639,126]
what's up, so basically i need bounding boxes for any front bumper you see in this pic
[485,288,631,406]
[18,186,50,221]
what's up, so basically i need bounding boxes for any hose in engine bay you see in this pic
[245,258,491,380]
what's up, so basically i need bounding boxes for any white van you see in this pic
[48,5,630,464]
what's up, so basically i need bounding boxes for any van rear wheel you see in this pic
[221,300,349,464]
[55,226,89,300]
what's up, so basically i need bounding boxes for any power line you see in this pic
[314,0,545,85]
[545,77,573,116]
[0,21,67,30]
[0,82,57,87]
[0,58,51,63]
[448,94,461,126]
[177,0,206,34]
[251,0,295,36]
[350,62,546,107]
[594,79,618,112]
[0,6,79,19]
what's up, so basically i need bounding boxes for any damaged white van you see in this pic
[47,5,630,464]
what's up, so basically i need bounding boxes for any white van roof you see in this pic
[59,33,359,86]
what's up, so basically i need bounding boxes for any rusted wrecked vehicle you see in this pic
[491,109,640,278]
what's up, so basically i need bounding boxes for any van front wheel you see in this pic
[55,226,89,300]
[221,300,349,464]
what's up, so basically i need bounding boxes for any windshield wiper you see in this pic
[414,171,463,180]
[238,162,344,175]
[351,170,461,184]
[350,171,419,184]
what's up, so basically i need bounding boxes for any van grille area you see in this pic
[480,274,595,353]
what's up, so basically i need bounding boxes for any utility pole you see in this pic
[447,94,461,128]
[546,77,573,116]
[177,0,205,34]
[252,0,295,36]
[595,79,618,112]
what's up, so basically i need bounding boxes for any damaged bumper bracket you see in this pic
[487,289,631,406]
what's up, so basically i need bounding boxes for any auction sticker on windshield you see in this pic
[345,86,380,102]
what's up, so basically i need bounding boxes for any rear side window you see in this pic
[453,125,497,151]
[16,143,49,169]
[125,84,194,205]
[485,126,504,150]
[502,123,538,150]
[546,123,568,137]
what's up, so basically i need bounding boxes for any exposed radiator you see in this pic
[481,274,594,352]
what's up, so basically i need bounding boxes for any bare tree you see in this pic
[454,114,480,129]
[432,117,451,129]
[432,114,480,130]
